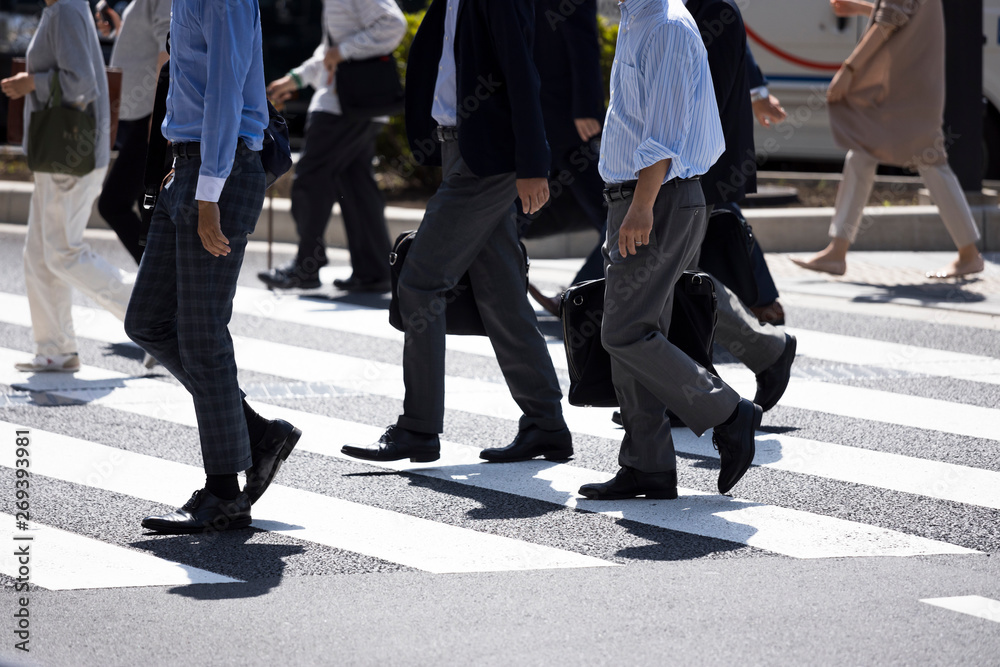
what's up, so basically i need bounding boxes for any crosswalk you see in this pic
[0,274,997,590]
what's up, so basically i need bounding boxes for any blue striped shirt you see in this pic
[162,0,268,202]
[598,0,724,185]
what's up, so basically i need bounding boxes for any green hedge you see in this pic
[376,12,618,194]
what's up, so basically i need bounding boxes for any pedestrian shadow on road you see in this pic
[130,530,304,600]
[402,466,567,521]
[848,280,986,305]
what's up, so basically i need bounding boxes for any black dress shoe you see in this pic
[754,334,796,412]
[341,425,440,462]
[479,425,573,462]
[258,262,321,290]
[244,419,302,505]
[713,398,761,495]
[333,276,392,293]
[141,489,252,534]
[579,466,678,500]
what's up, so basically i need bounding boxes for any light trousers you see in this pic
[830,149,981,248]
[23,167,132,356]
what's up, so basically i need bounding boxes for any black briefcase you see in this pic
[560,272,718,407]
[698,205,758,307]
[387,230,529,336]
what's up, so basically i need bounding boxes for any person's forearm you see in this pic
[631,159,671,210]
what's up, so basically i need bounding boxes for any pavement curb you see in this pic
[1,180,998,257]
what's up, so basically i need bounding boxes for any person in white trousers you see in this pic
[1,0,133,373]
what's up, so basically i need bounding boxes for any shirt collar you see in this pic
[619,0,660,20]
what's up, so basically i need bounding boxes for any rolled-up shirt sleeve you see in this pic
[35,8,100,108]
[292,44,328,91]
[195,1,255,203]
[632,24,696,177]
[338,0,407,61]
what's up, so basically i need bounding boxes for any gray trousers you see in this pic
[396,141,565,435]
[602,179,741,473]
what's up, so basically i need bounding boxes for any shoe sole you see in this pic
[341,447,441,463]
[718,403,762,495]
[480,449,574,463]
[246,426,302,505]
[141,516,253,534]
[258,276,322,290]
[757,335,797,413]
[579,489,678,500]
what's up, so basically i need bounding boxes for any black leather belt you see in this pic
[172,142,200,159]
[602,176,700,203]
[433,125,458,142]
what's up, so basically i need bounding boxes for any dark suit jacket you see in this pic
[685,0,756,204]
[533,0,605,150]
[404,0,550,178]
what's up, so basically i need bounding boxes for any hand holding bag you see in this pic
[27,72,96,177]
[561,272,719,408]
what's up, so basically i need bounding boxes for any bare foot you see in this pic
[790,254,847,276]
[926,254,985,279]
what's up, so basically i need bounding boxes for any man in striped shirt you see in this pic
[579,0,761,501]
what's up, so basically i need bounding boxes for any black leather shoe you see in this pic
[341,425,440,462]
[713,398,761,495]
[244,419,302,505]
[258,262,321,290]
[333,276,391,293]
[754,334,796,412]
[579,466,678,500]
[141,489,252,534]
[479,425,573,462]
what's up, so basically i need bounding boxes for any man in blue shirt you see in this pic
[578,0,760,501]
[125,0,300,533]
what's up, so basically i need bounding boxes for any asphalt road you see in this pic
[0,225,998,666]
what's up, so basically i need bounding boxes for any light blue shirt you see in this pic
[162,0,268,202]
[598,0,724,185]
[431,0,461,126]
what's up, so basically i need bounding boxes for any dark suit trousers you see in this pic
[125,142,266,474]
[396,140,565,435]
[97,116,150,266]
[291,111,390,283]
[602,179,740,473]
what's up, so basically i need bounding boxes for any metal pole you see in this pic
[942,0,984,192]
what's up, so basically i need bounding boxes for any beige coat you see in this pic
[829,0,948,168]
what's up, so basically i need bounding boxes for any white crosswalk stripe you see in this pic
[0,281,997,589]
[0,349,983,562]
[1,292,998,441]
[0,420,614,577]
[0,513,240,590]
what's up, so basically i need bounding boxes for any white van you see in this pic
[597,0,1000,178]
[739,0,1000,178]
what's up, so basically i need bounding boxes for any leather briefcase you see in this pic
[387,230,529,336]
[560,272,718,407]
[698,205,758,307]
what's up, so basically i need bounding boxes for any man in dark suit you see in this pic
[685,0,797,415]
[523,0,608,316]
[342,0,573,464]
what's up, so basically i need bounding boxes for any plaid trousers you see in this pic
[125,142,266,474]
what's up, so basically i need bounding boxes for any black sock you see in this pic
[242,398,269,445]
[205,474,240,500]
[720,404,740,427]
